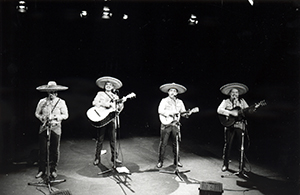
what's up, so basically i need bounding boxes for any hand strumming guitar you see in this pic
[229,110,239,117]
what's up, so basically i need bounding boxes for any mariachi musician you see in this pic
[217,82,252,174]
[35,81,69,179]
[91,76,126,166]
[156,82,199,169]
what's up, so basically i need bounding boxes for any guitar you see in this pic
[159,107,199,125]
[86,92,136,128]
[218,100,267,127]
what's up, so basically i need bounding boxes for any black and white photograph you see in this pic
[0,0,299,194]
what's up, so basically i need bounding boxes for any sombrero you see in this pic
[160,83,187,94]
[220,82,248,95]
[96,76,123,89]
[36,81,68,92]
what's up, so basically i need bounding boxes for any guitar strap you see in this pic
[104,91,114,101]
[51,98,61,113]
[104,92,120,124]
[105,91,124,109]
[41,98,60,128]
[41,98,61,115]
[173,98,182,127]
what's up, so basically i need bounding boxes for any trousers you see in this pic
[223,126,248,169]
[158,124,180,163]
[95,121,117,162]
[38,129,61,173]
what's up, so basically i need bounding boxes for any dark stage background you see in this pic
[1,0,299,183]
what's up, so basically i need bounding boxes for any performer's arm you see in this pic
[35,99,46,123]
[56,100,69,121]
[240,98,253,115]
[92,92,112,108]
[158,99,172,117]
[179,101,189,118]
[116,95,125,112]
[217,99,238,117]
[241,98,249,109]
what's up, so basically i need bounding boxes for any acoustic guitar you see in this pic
[159,107,199,125]
[218,100,266,127]
[86,92,136,128]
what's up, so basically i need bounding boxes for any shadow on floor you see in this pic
[232,171,299,195]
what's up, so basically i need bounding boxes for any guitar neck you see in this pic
[243,105,255,112]
[241,101,265,114]
[115,94,134,103]
[180,110,190,115]
[115,99,124,104]
[179,107,198,116]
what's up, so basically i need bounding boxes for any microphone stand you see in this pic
[28,119,66,193]
[97,96,133,192]
[28,95,66,193]
[97,97,122,175]
[221,128,248,178]
[159,131,190,181]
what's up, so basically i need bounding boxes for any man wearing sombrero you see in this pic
[156,82,191,168]
[35,81,69,179]
[91,76,125,166]
[217,82,249,173]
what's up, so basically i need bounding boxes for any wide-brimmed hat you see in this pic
[96,76,123,89]
[160,82,187,94]
[36,81,68,92]
[220,82,248,95]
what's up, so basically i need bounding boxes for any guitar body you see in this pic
[218,107,243,127]
[159,114,180,125]
[159,107,199,125]
[218,100,267,127]
[86,92,136,128]
[86,106,117,128]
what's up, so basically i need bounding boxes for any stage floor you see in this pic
[0,136,298,195]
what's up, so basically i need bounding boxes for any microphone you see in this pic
[112,89,119,94]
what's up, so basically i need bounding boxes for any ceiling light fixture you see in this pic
[80,10,88,18]
[248,0,254,6]
[102,6,112,19]
[16,1,28,13]
[188,14,198,26]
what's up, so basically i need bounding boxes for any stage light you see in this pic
[188,14,198,26]
[102,6,112,19]
[123,14,128,20]
[16,1,28,13]
[248,0,254,6]
[80,10,88,18]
